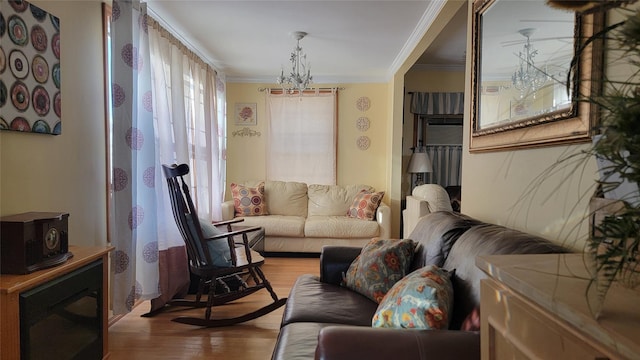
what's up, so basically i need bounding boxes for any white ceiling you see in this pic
[146,0,469,84]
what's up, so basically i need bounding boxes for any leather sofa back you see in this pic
[407,211,570,330]
[407,211,482,270]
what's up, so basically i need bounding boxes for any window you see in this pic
[266,90,337,185]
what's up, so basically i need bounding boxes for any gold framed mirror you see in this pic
[469,0,605,152]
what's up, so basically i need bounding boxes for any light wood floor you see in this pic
[108,256,320,360]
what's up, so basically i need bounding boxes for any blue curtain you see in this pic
[410,92,464,115]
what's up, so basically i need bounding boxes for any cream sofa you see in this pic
[222,181,391,253]
[402,184,453,237]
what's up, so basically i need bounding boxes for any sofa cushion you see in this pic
[308,184,374,217]
[235,215,305,237]
[443,223,569,330]
[343,238,417,303]
[230,182,268,216]
[305,215,380,238]
[347,189,385,220]
[264,180,308,217]
[408,211,482,270]
[281,274,378,327]
[372,265,453,329]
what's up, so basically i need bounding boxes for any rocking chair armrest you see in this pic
[213,218,245,226]
[212,218,245,232]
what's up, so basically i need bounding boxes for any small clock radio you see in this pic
[0,212,73,274]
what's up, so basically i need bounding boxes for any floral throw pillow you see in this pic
[230,182,268,216]
[347,189,385,221]
[372,265,453,330]
[342,238,417,303]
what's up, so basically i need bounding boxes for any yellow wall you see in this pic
[225,83,389,199]
[459,1,598,251]
[0,1,107,247]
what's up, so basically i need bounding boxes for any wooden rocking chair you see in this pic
[162,163,286,327]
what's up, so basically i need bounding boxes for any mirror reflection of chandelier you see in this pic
[277,31,313,92]
[511,28,549,98]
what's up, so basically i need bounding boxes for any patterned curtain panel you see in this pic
[410,92,464,115]
[425,145,462,187]
[110,0,160,314]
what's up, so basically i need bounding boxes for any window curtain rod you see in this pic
[258,87,344,92]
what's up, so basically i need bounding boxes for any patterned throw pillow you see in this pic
[230,182,268,216]
[461,306,481,331]
[372,265,453,330]
[343,238,417,303]
[346,189,385,220]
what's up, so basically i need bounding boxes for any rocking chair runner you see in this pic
[161,163,286,327]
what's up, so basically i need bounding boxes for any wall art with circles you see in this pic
[0,0,61,135]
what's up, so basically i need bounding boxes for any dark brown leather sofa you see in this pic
[271,211,569,360]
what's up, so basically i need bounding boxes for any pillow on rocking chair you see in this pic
[185,215,233,267]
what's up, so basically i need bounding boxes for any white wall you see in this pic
[0,1,107,246]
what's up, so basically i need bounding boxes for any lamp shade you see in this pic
[407,152,432,173]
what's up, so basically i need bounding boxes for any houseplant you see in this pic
[547,0,640,316]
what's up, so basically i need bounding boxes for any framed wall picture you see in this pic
[1,0,62,135]
[235,103,257,126]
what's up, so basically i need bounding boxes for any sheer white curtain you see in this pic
[110,0,160,314]
[147,19,226,312]
[266,90,337,185]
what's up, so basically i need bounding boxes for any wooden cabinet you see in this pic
[477,254,640,360]
[1,246,113,360]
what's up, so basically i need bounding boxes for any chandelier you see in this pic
[277,31,313,92]
[511,28,549,98]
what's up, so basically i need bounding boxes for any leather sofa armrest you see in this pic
[222,200,235,221]
[315,326,480,360]
[376,203,391,238]
[319,246,362,285]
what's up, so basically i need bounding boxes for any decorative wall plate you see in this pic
[356,116,370,132]
[9,49,28,79]
[357,136,370,150]
[0,47,6,74]
[32,85,49,116]
[52,63,60,88]
[0,81,6,107]
[356,96,371,112]
[30,24,47,52]
[53,91,61,117]
[11,117,30,131]
[8,15,28,46]
[0,13,5,38]
[31,55,48,83]
[51,33,60,59]
[30,4,47,21]
[10,1,28,12]
[10,80,29,111]
[32,119,50,133]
